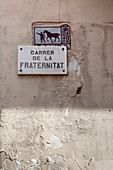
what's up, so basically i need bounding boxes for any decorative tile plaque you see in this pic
[33,24,71,50]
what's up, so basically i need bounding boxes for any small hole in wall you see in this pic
[76,86,82,95]
[109,109,111,112]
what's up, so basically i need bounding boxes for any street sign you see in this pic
[34,24,71,50]
[18,46,67,75]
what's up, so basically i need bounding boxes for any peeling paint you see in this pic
[65,105,70,117]
[47,134,63,149]
[31,159,37,163]
[68,56,80,75]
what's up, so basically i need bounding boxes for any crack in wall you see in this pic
[59,0,60,21]
[74,159,83,170]
[39,124,45,170]
[91,23,113,76]
[102,27,109,75]
[0,150,13,161]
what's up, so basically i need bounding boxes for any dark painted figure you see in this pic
[43,30,60,43]
[36,32,45,42]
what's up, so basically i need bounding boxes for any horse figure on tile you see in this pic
[43,30,60,43]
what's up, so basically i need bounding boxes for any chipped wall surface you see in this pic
[0,0,113,170]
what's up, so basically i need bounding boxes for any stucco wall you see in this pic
[0,0,113,169]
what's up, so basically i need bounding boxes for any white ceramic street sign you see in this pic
[18,46,67,75]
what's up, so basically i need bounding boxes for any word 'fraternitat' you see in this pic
[20,62,64,69]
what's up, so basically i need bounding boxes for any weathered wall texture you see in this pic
[0,0,113,169]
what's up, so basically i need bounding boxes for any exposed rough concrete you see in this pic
[1,108,113,169]
[0,151,17,170]
[0,0,113,170]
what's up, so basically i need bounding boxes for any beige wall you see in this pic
[0,0,113,169]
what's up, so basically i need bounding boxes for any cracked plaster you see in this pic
[1,0,113,170]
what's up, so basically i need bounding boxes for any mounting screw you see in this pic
[62,48,64,51]
[20,48,23,50]
[63,69,65,72]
